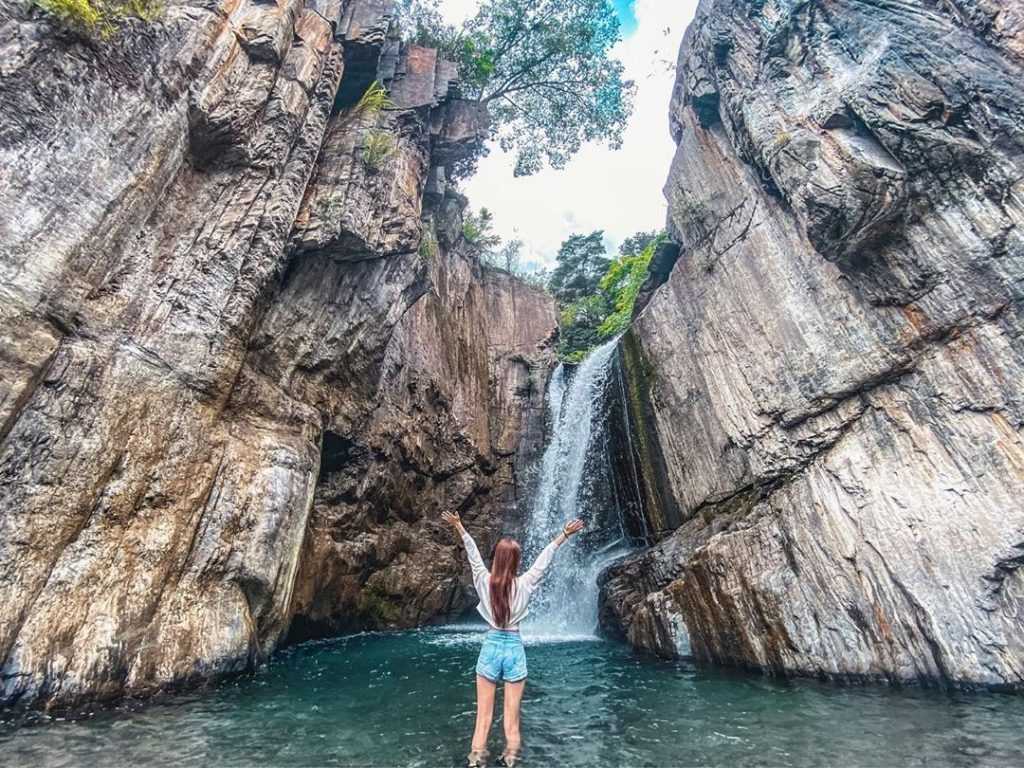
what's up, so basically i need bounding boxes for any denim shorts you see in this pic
[476,630,527,683]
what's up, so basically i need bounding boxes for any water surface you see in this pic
[3,627,1023,767]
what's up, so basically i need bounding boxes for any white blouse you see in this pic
[461,530,561,630]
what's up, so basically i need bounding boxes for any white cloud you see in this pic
[441,0,700,269]
[437,0,477,23]
[436,0,475,22]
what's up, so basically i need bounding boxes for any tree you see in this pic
[462,207,502,256]
[397,0,635,176]
[483,238,524,273]
[548,230,612,361]
[558,294,610,362]
[548,231,612,304]
[618,230,660,258]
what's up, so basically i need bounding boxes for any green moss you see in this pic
[620,330,671,534]
[357,582,401,626]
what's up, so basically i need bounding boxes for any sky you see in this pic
[437,0,700,271]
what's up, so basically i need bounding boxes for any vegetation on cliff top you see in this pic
[551,230,664,362]
[459,206,547,289]
[459,205,662,355]
[33,0,162,38]
[398,0,635,177]
[461,207,503,256]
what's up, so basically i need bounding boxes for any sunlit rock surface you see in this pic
[0,0,554,708]
[602,0,1024,687]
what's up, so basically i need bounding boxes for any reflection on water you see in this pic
[3,627,1024,767]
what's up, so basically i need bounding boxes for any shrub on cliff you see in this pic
[597,234,665,337]
[462,207,502,256]
[355,81,395,117]
[398,0,635,177]
[34,0,162,38]
[362,130,396,171]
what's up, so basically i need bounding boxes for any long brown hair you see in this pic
[489,538,521,628]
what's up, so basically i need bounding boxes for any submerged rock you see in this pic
[0,0,553,708]
[602,0,1024,688]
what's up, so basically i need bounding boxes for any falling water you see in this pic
[521,337,631,639]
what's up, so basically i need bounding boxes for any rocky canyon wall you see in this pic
[602,0,1024,688]
[0,0,555,708]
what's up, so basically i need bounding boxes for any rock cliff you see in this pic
[602,0,1024,688]
[0,0,555,708]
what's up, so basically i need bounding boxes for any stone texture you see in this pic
[602,0,1024,688]
[0,0,551,710]
[289,106,431,258]
[284,246,555,639]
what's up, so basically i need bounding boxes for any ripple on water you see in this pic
[3,628,1024,767]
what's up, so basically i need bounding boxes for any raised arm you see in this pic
[441,510,488,581]
[520,518,585,593]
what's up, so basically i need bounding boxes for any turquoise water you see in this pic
[3,626,1024,767]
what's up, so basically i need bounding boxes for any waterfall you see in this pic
[521,337,631,639]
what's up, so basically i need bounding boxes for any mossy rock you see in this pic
[357,582,402,626]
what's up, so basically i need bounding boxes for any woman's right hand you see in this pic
[563,518,585,537]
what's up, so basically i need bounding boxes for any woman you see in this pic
[441,510,585,767]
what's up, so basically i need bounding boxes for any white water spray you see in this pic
[521,337,631,639]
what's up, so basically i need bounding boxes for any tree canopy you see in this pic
[449,216,663,359]
[597,233,665,337]
[618,230,660,258]
[398,0,635,176]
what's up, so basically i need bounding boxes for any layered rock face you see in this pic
[284,245,556,639]
[602,0,1024,688]
[0,0,555,708]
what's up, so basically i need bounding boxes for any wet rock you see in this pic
[599,521,706,659]
[603,0,1024,688]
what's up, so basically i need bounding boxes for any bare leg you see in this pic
[502,679,526,760]
[471,675,497,757]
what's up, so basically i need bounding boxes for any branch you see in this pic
[481,48,564,102]
[500,93,527,115]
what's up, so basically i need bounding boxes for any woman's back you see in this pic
[461,531,561,630]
